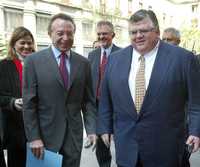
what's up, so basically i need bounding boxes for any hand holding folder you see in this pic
[26,146,63,167]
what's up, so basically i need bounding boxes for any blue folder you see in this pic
[26,146,63,167]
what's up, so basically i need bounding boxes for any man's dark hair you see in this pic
[48,13,76,35]
[129,9,160,32]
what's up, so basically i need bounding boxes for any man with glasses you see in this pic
[87,20,120,167]
[162,27,181,46]
[97,9,200,167]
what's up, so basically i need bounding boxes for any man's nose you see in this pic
[135,31,144,37]
[63,34,70,40]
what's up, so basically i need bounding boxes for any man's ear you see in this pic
[112,32,115,38]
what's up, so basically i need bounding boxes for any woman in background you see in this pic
[0,26,35,167]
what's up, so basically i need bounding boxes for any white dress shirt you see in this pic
[128,42,160,102]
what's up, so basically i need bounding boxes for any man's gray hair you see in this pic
[96,20,114,32]
[163,27,181,39]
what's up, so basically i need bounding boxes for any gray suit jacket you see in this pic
[23,47,96,152]
[88,44,121,98]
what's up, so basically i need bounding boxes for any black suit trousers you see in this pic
[96,100,112,167]
[0,139,6,167]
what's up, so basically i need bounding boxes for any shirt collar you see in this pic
[51,45,71,59]
[101,44,113,57]
[133,40,160,59]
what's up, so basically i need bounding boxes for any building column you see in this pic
[0,3,5,35]
[23,0,36,39]
[74,18,83,55]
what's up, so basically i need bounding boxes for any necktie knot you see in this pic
[60,52,68,59]
[102,50,107,65]
[139,55,145,62]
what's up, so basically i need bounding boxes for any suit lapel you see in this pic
[45,48,65,88]
[94,49,101,85]
[141,42,172,111]
[118,45,138,118]
[111,44,119,53]
[68,51,80,89]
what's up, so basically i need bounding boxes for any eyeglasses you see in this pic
[97,32,112,36]
[129,28,155,36]
[162,38,174,42]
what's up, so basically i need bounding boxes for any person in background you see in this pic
[23,13,96,167]
[0,26,35,167]
[97,9,200,167]
[162,27,180,46]
[162,27,192,167]
[88,20,121,167]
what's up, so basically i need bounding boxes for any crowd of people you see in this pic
[0,9,200,167]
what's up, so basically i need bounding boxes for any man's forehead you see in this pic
[52,19,74,28]
[129,18,154,27]
[97,25,112,31]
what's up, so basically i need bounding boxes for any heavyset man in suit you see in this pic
[88,21,120,167]
[23,13,96,167]
[97,9,200,167]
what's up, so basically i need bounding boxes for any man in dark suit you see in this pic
[23,13,96,167]
[162,27,181,46]
[88,21,120,167]
[97,9,200,167]
[162,27,192,167]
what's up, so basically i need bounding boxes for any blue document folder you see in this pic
[26,146,63,167]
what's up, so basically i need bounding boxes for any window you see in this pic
[115,26,122,41]
[128,0,133,14]
[139,2,143,9]
[148,5,152,10]
[100,0,106,13]
[82,22,93,41]
[163,13,166,24]
[36,13,50,37]
[83,46,93,58]
[4,8,23,33]
[37,44,49,51]
[192,4,198,13]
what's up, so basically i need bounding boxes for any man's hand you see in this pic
[29,139,44,159]
[101,134,110,148]
[84,134,97,151]
[14,98,23,111]
[186,135,200,153]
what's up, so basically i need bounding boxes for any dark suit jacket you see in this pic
[0,59,26,148]
[88,44,121,98]
[23,47,96,153]
[97,41,200,167]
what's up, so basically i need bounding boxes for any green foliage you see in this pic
[180,28,200,54]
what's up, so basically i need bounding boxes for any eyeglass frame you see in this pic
[129,27,156,36]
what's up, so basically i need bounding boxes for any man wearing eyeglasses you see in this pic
[87,20,120,167]
[97,9,200,167]
[162,27,181,46]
